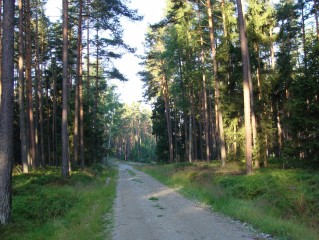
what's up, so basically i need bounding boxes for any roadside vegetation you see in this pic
[139,162,319,240]
[0,164,117,240]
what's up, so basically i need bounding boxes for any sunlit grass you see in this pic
[138,162,319,240]
[0,164,117,240]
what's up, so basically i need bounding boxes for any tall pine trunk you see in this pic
[39,30,45,167]
[200,40,210,162]
[34,0,41,167]
[46,72,51,165]
[162,73,173,163]
[62,0,70,178]
[0,0,14,224]
[25,0,36,169]
[0,0,2,107]
[237,0,253,174]
[74,0,83,167]
[206,0,226,166]
[18,0,28,173]
[86,0,90,107]
[52,64,58,166]
[78,0,85,169]
[94,28,100,163]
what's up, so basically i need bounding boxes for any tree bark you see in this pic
[301,4,307,70]
[62,0,70,178]
[18,0,28,173]
[206,0,226,165]
[79,0,85,169]
[34,0,41,167]
[86,0,90,107]
[0,0,2,107]
[46,71,51,165]
[0,0,14,224]
[93,28,100,163]
[52,62,58,166]
[237,0,253,174]
[26,0,36,169]
[39,23,45,168]
[74,0,83,167]
[255,42,261,169]
[200,34,210,162]
[162,74,173,163]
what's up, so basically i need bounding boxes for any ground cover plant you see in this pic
[139,162,319,240]
[0,164,117,240]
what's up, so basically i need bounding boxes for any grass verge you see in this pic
[138,162,319,240]
[0,164,117,240]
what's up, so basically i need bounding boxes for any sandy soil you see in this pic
[112,163,266,240]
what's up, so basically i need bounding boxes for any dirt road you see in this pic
[112,163,265,240]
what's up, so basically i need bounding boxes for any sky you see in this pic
[45,0,166,108]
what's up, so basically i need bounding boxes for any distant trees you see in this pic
[142,0,319,169]
[111,103,156,162]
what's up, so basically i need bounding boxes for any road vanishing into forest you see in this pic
[112,163,269,240]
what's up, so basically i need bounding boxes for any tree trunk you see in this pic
[270,26,275,70]
[191,92,197,160]
[34,0,41,167]
[62,0,70,178]
[255,42,261,168]
[74,0,83,167]
[25,0,36,169]
[162,74,173,163]
[79,0,85,169]
[86,0,90,107]
[0,0,14,224]
[93,28,99,163]
[200,34,210,162]
[39,28,45,168]
[46,72,51,165]
[0,0,2,107]
[237,0,253,174]
[18,0,28,173]
[301,4,307,70]
[52,62,58,166]
[188,113,193,163]
[206,0,226,165]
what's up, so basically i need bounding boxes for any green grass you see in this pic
[138,162,319,240]
[149,196,159,201]
[0,164,117,240]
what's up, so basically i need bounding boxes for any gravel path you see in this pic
[112,163,266,240]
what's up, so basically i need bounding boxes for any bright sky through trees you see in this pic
[45,0,166,108]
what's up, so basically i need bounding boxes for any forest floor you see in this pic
[137,162,319,240]
[0,164,117,240]
[112,162,269,240]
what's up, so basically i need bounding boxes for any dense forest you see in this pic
[0,0,318,228]
[142,0,318,171]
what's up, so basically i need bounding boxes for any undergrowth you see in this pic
[139,162,319,240]
[0,164,117,240]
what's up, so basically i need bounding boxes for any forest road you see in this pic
[112,163,265,240]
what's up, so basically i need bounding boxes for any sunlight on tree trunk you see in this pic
[237,0,253,174]
[62,0,70,178]
[18,0,28,173]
